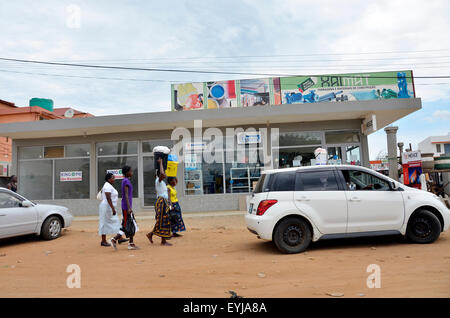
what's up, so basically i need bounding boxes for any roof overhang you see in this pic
[0,98,421,140]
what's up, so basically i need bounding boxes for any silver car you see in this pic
[0,188,73,240]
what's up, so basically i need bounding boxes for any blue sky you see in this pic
[0,0,449,159]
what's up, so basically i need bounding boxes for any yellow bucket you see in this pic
[166,161,178,177]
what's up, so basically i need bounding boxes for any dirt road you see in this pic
[1,213,449,298]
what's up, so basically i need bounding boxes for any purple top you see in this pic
[121,178,133,210]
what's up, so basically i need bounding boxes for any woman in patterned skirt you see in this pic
[146,158,172,246]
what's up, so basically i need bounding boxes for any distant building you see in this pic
[0,99,93,178]
[418,133,450,157]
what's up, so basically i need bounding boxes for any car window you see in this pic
[296,170,339,191]
[267,171,296,192]
[341,170,390,191]
[253,174,267,193]
[0,192,24,209]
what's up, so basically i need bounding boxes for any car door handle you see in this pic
[349,197,361,202]
[296,196,310,201]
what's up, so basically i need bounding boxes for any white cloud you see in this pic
[433,110,450,120]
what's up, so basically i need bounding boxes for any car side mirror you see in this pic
[389,181,398,191]
[21,200,33,208]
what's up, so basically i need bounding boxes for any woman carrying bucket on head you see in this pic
[147,157,173,246]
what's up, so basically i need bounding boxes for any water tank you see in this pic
[29,98,54,112]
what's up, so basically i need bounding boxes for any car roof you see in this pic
[262,164,370,174]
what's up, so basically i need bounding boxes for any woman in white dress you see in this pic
[99,173,126,247]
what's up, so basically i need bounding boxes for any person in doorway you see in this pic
[146,158,172,246]
[98,173,127,247]
[167,177,186,237]
[111,166,139,250]
[7,175,17,193]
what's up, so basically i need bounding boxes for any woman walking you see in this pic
[146,158,172,246]
[167,177,185,237]
[111,166,139,250]
[98,173,125,247]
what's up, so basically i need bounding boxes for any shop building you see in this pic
[0,97,421,215]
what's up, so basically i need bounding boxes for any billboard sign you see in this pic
[171,70,415,111]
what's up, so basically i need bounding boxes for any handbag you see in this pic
[97,183,107,201]
[124,213,136,238]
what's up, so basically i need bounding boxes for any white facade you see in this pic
[418,132,450,157]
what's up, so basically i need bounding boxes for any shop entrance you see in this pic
[327,144,361,165]
[143,155,156,206]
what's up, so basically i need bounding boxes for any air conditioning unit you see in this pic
[0,164,9,177]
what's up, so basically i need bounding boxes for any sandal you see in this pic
[101,241,111,247]
[128,243,139,250]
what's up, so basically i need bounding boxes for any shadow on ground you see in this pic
[243,234,410,255]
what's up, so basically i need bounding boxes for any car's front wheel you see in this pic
[41,216,62,240]
[406,209,441,244]
[273,217,312,254]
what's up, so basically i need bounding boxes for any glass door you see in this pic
[143,155,156,206]
[326,145,361,166]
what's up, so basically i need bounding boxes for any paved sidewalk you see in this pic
[73,210,245,221]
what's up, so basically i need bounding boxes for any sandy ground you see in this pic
[0,212,449,298]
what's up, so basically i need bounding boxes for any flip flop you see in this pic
[110,238,117,250]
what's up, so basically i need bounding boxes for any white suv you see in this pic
[246,165,450,254]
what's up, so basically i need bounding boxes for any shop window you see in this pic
[97,156,138,197]
[327,147,343,164]
[345,145,361,165]
[18,160,53,200]
[44,146,64,158]
[18,146,43,160]
[54,158,90,199]
[65,144,90,157]
[277,146,317,168]
[142,140,173,153]
[325,131,360,144]
[97,141,137,156]
[202,162,224,194]
[277,131,322,147]
[225,149,264,193]
[184,152,203,195]
[444,143,450,154]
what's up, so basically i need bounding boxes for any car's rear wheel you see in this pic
[406,209,441,244]
[41,216,62,240]
[273,217,311,254]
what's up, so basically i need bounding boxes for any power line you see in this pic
[1,68,450,86]
[47,55,450,65]
[1,57,450,79]
[51,48,450,62]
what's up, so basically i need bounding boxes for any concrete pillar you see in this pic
[384,126,399,180]
[398,142,404,165]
